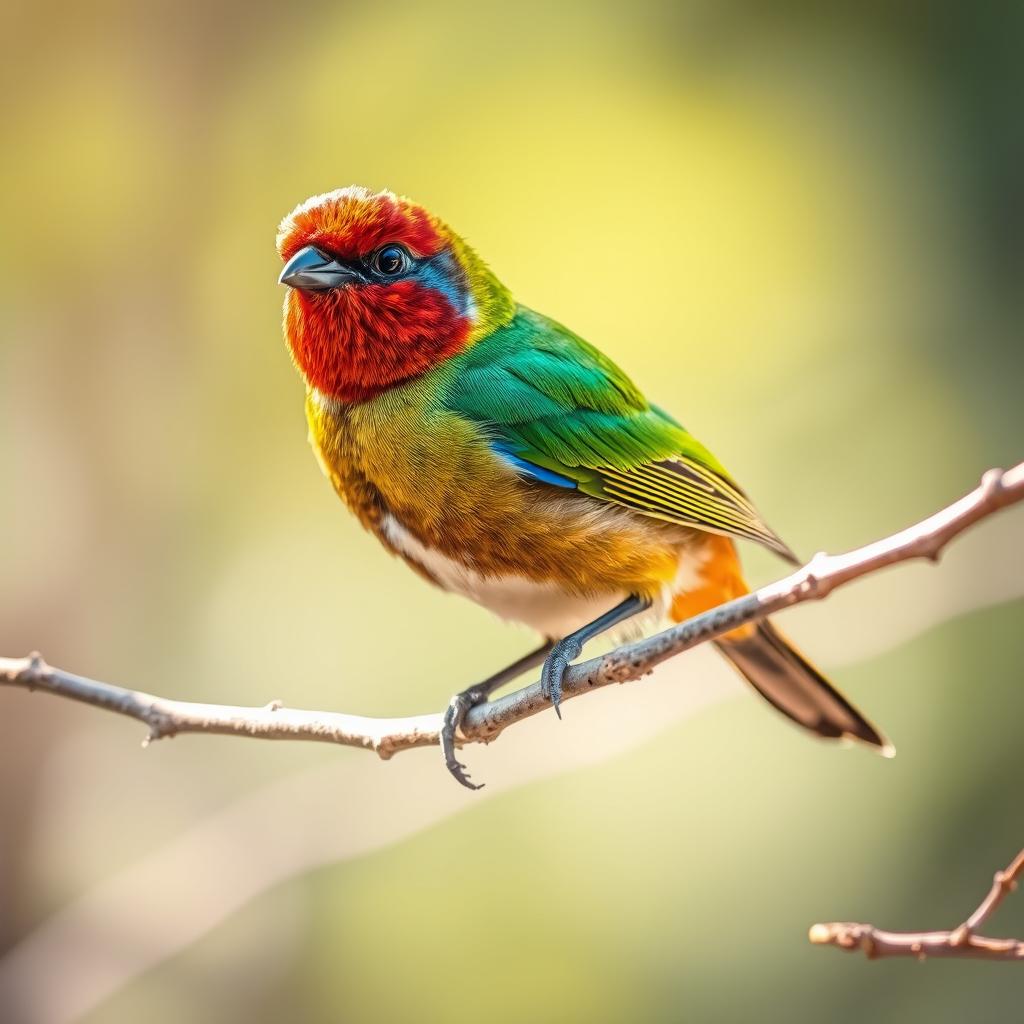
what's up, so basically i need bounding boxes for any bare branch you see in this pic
[810,848,1024,961]
[2,462,1022,760]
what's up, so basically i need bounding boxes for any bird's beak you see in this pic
[278,245,364,290]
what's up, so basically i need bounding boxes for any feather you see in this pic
[446,307,798,563]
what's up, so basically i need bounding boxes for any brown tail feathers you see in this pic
[716,619,892,754]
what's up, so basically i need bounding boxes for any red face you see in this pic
[277,189,473,403]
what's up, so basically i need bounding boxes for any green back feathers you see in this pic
[444,308,797,562]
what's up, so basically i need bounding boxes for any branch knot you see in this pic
[18,651,48,689]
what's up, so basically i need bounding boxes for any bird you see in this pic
[276,186,891,788]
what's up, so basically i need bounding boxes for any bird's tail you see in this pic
[715,619,892,754]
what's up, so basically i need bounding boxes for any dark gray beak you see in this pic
[279,245,364,290]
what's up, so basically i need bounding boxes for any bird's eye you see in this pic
[372,245,409,277]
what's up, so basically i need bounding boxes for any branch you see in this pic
[809,848,1024,961]
[2,462,1022,760]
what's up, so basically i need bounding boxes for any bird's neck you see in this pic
[447,234,517,344]
[285,252,515,404]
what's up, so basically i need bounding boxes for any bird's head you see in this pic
[277,187,514,403]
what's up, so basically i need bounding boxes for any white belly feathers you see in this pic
[381,513,638,638]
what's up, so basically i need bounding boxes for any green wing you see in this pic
[445,308,798,563]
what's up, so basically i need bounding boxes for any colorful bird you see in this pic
[277,186,891,788]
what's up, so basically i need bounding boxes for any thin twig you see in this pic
[1,463,1022,759]
[809,848,1024,961]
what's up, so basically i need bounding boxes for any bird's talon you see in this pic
[445,756,483,791]
[435,641,557,789]
[541,640,582,718]
[441,689,489,789]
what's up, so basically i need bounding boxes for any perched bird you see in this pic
[277,186,891,788]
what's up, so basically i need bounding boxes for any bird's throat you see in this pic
[284,282,471,403]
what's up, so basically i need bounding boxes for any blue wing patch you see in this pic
[490,443,578,489]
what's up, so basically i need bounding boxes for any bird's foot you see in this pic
[540,637,583,719]
[440,685,487,791]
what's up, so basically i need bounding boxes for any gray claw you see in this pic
[540,638,583,718]
[441,690,485,790]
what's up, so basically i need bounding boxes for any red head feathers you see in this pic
[277,187,514,403]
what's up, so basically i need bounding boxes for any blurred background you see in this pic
[1,1,1023,1021]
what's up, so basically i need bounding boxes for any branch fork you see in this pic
[810,849,1024,961]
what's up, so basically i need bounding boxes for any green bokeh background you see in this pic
[1,2,1022,1021]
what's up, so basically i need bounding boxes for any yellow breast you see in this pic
[304,383,697,606]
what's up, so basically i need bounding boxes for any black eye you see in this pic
[372,245,409,277]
